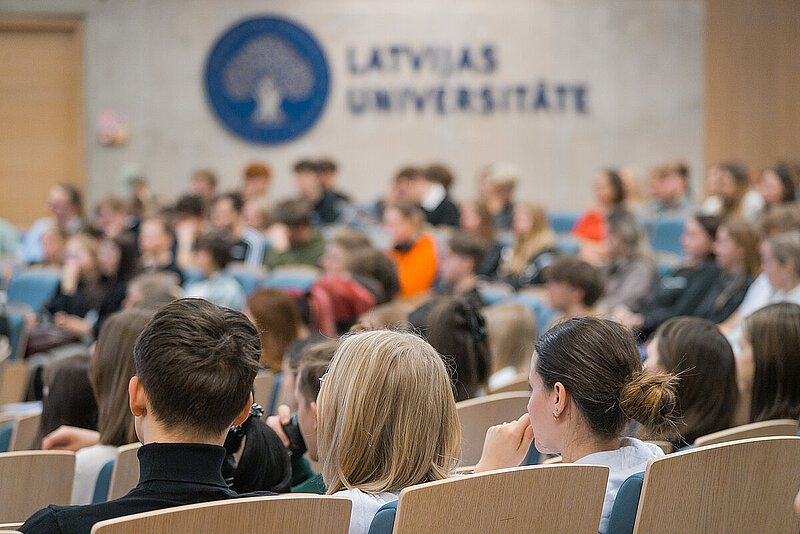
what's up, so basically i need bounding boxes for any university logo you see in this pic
[205,16,330,144]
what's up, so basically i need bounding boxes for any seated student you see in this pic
[702,162,764,222]
[498,202,558,288]
[737,302,800,425]
[320,229,372,278]
[294,159,341,224]
[411,163,460,228]
[36,354,98,449]
[646,162,694,218]
[184,233,246,311]
[263,199,326,271]
[484,303,537,391]
[95,197,132,240]
[346,248,401,305]
[317,158,351,204]
[597,210,658,312]
[245,288,306,372]
[757,163,797,212]
[615,214,721,339]
[644,317,738,448]
[384,202,438,298]
[544,255,605,320]
[173,194,209,270]
[211,192,265,267]
[241,162,271,203]
[138,217,183,284]
[478,162,518,231]
[22,183,84,264]
[438,232,487,299]
[30,223,67,270]
[317,330,461,534]
[21,299,270,533]
[572,168,627,245]
[475,317,677,534]
[189,168,218,209]
[122,272,183,311]
[459,200,504,277]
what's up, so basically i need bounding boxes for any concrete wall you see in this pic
[1,0,704,210]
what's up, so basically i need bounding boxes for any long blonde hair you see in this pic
[507,203,556,275]
[317,330,461,494]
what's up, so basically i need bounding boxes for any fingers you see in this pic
[277,404,291,425]
[42,426,72,450]
[266,415,290,448]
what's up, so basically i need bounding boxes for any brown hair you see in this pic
[652,317,738,445]
[331,229,372,252]
[274,198,313,227]
[718,161,751,218]
[484,302,536,375]
[244,162,271,180]
[38,354,98,447]
[719,220,761,277]
[758,203,800,238]
[507,202,556,275]
[424,163,455,192]
[246,288,302,371]
[95,196,126,216]
[448,232,487,273]
[390,201,424,224]
[296,352,335,405]
[394,166,420,183]
[91,308,154,446]
[193,169,217,187]
[743,302,800,422]
[535,317,678,439]
[347,249,400,304]
[545,256,605,307]
[134,298,260,436]
[462,201,496,245]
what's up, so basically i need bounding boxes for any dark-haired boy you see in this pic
[20,299,269,534]
[544,255,605,320]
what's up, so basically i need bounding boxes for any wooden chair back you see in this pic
[90,495,352,534]
[0,451,75,522]
[693,419,800,447]
[456,391,530,465]
[108,442,142,501]
[9,413,40,451]
[0,361,29,406]
[392,464,609,534]
[252,369,276,414]
[633,436,800,533]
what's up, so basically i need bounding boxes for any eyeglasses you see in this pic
[319,372,328,384]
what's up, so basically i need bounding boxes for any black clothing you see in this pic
[695,272,753,324]
[20,443,273,534]
[140,261,184,286]
[313,190,342,225]
[424,196,460,228]
[45,279,109,318]
[478,242,504,278]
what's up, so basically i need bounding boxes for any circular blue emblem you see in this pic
[205,16,330,144]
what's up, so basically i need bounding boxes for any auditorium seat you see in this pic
[456,391,530,466]
[262,265,320,292]
[6,271,60,314]
[650,217,685,257]
[226,265,267,296]
[605,471,644,534]
[368,464,609,534]
[548,212,581,234]
[7,413,40,451]
[0,450,75,523]
[90,495,352,534]
[693,418,800,447]
[92,443,143,503]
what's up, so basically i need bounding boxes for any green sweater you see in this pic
[264,231,326,271]
[291,456,326,494]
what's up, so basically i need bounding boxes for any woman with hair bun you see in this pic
[475,317,678,534]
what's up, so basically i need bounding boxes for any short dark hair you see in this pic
[58,182,83,214]
[347,249,400,304]
[604,169,626,206]
[296,357,332,405]
[448,232,486,273]
[175,195,206,218]
[195,233,233,269]
[274,198,313,227]
[215,192,244,213]
[133,298,260,435]
[316,158,337,174]
[394,166,420,183]
[424,164,455,191]
[545,256,604,307]
[293,159,317,174]
[193,169,218,187]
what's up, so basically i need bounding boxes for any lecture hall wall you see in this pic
[0,0,798,223]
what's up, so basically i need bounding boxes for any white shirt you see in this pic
[184,272,246,311]
[574,438,664,534]
[71,444,118,505]
[726,275,800,352]
[334,488,398,534]
[421,183,447,212]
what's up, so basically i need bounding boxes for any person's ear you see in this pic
[128,376,148,417]
[232,392,253,426]
[552,382,570,418]
[310,401,318,429]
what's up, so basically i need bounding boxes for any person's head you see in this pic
[317,330,461,493]
[274,199,314,247]
[245,288,302,371]
[131,299,260,443]
[742,302,800,422]
[242,198,272,231]
[483,302,537,376]
[48,183,83,220]
[423,163,455,193]
[391,166,420,203]
[38,354,98,447]
[459,201,495,244]
[211,192,244,234]
[681,214,721,263]
[124,272,182,310]
[346,249,401,304]
[174,194,206,223]
[716,161,750,207]
[484,162,519,203]
[100,233,138,281]
[282,337,338,409]
[383,202,424,245]
[650,163,689,204]
[294,159,322,200]
[606,210,648,259]
[440,233,486,289]
[593,169,625,210]
[91,308,154,446]
[529,317,677,456]
[190,169,218,202]
[295,350,336,461]
[512,202,549,238]
[758,203,800,239]
[316,158,338,190]
[645,317,738,445]
[321,229,372,277]
[95,196,128,239]
[713,220,760,277]
[759,164,797,206]
[761,231,800,292]
[41,223,67,265]
[63,232,101,278]
[193,233,232,275]
[544,256,604,313]
[139,217,174,259]
[242,162,271,201]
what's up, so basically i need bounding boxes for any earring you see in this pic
[553,410,560,420]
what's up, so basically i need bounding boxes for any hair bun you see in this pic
[619,371,679,436]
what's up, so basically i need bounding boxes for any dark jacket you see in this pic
[695,272,753,324]
[20,443,273,534]
[424,196,460,228]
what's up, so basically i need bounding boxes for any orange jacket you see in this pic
[389,233,438,298]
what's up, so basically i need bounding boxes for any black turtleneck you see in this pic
[20,442,274,534]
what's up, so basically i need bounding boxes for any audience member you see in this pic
[598,210,657,312]
[498,202,558,287]
[242,162,272,202]
[544,255,604,320]
[346,248,401,305]
[123,272,183,311]
[459,200,504,277]
[758,163,797,211]
[439,232,486,297]
[475,317,677,533]
[138,217,183,283]
[385,202,438,298]
[245,288,305,372]
[94,197,130,239]
[32,223,67,270]
[184,233,246,311]
[646,162,693,218]
[22,183,84,264]
[320,229,372,278]
[189,169,218,208]
[317,158,351,203]
[211,192,265,266]
[317,330,460,534]
[36,354,98,449]
[644,317,738,448]
[264,199,326,270]
[703,162,764,222]
[173,194,208,269]
[44,233,106,319]
[294,159,341,224]
[484,302,537,391]
[479,162,518,230]
[572,168,627,247]
[21,299,271,533]
[242,197,272,232]
[409,164,460,228]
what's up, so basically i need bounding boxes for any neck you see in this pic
[140,417,225,447]
[779,277,800,293]
[561,433,622,463]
